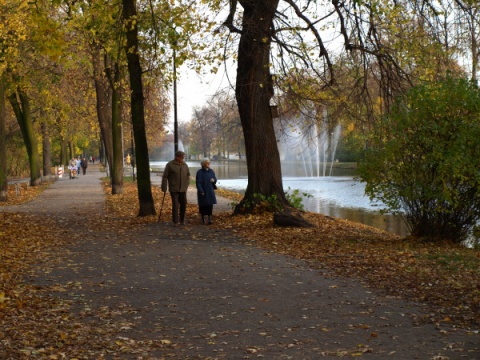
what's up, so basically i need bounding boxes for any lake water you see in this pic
[150,160,409,236]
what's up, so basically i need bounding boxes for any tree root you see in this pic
[274,208,315,228]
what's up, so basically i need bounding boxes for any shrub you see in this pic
[232,189,312,213]
[285,187,312,211]
[358,77,480,243]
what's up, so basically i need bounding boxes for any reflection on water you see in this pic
[150,160,409,236]
[312,205,408,236]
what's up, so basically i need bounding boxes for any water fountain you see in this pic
[154,139,186,160]
[276,108,342,177]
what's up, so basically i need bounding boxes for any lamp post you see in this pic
[173,47,179,153]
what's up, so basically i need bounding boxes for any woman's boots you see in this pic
[201,215,213,225]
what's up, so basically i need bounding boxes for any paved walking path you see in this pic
[1,164,478,359]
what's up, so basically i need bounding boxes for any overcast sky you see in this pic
[168,60,236,126]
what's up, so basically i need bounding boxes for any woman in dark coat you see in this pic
[196,159,217,224]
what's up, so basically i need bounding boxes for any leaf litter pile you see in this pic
[0,180,479,358]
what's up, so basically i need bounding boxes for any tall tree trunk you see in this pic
[122,0,155,216]
[68,141,74,160]
[470,11,478,83]
[110,62,124,194]
[234,0,288,213]
[55,117,68,166]
[8,88,41,186]
[60,135,68,166]
[99,139,105,165]
[0,79,7,201]
[41,121,52,178]
[91,44,114,172]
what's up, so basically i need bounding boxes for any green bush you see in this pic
[285,187,312,211]
[358,77,480,243]
[232,189,312,213]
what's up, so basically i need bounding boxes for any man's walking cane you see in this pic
[158,191,166,223]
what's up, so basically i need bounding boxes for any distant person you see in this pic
[196,158,217,225]
[161,151,190,226]
[126,154,131,166]
[81,157,88,175]
[68,158,77,179]
[76,157,81,175]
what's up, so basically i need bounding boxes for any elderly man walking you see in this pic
[161,151,190,225]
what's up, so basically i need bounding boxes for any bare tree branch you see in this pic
[223,0,242,34]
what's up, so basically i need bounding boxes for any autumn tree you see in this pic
[0,0,29,198]
[90,43,115,173]
[223,0,288,215]
[0,1,36,188]
[121,0,156,215]
[220,0,475,219]
[205,90,241,159]
[2,0,169,198]
[59,0,166,197]
[191,106,217,158]
[120,0,220,216]
[8,88,42,185]
[142,81,170,152]
[459,3,480,82]
[1,0,96,185]
[186,89,242,159]
[61,0,126,193]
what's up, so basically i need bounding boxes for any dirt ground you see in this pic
[1,164,478,359]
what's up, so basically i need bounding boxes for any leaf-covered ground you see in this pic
[105,183,480,329]
[0,180,478,358]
